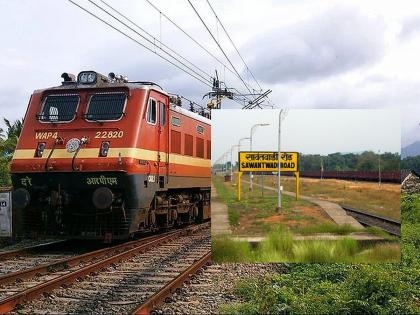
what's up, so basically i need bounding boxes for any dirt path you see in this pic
[247,180,363,228]
[211,183,232,235]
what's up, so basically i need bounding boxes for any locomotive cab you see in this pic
[11,71,211,240]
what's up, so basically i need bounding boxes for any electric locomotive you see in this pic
[11,71,211,240]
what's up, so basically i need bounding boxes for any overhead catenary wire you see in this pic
[186,0,256,99]
[97,0,212,81]
[87,0,213,83]
[67,0,213,88]
[205,0,263,93]
[69,0,272,108]
[206,0,278,108]
[144,0,244,87]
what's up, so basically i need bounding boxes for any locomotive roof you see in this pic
[34,82,211,124]
[170,104,211,125]
[39,82,166,93]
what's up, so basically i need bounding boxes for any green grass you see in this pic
[212,225,399,264]
[365,226,399,241]
[212,175,331,235]
[218,193,419,315]
[293,222,362,235]
[211,236,254,263]
[265,175,401,220]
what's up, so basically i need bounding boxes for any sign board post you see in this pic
[237,171,242,201]
[238,151,299,201]
[294,171,300,200]
[261,174,264,197]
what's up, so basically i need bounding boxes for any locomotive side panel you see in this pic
[126,91,211,234]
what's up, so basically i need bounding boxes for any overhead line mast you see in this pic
[186,0,256,99]
[205,0,277,109]
[69,0,275,109]
[144,0,246,88]
[205,0,263,93]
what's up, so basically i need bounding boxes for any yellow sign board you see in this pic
[238,151,299,172]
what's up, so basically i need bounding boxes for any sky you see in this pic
[211,109,400,164]
[0,0,419,146]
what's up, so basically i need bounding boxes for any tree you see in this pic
[0,118,23,186]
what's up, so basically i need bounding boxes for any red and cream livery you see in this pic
[11,71,211,239]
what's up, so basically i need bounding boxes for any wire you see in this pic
[144,0,242,84]
[67,0,213,88]
[206,0,263,92]
[88,0,213,83]
[206,1,280,108]
[97,0,212,81]
[186,0,255,98]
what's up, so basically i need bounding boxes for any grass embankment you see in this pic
[264,175,400,220]
[212,175,333,235]
[218,193,419,314]
[212,226,400,263]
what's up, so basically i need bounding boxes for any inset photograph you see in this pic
[211,109,401,263]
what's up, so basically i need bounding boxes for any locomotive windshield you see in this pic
[85,93,126,121]
[38,94,79,122]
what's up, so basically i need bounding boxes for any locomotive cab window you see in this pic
[146,98,157,124]
[197,125,204,134]
[159,102,166,126]
[38,94,79,122]
[85,93,126,121]
[171,116,181,127]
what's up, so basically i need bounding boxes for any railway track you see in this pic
[0,240,68,261]
[0,223,210,314]
[341,205,401,237]
[133,250,211,314]
[0,240,89,276]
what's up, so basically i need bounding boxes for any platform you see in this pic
[210,183,232,235]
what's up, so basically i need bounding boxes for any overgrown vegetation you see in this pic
[212,175,331,235]
[299,151,400,172]
[0,118,23,186]
[401,155,420,171]
[219,193,420,314]
[212,226,400,264]
[267,176,401,220]
[293,223,360,235]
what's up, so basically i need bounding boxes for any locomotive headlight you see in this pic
[100,141,110,157]
[35,142,46,157]
[77,71,97,84]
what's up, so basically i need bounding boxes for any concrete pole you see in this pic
[277,109,284,210]
[238,137,250,152]
[378,150,381,188]
[230,144,239,182]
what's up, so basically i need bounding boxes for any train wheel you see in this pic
[149,210,158,232]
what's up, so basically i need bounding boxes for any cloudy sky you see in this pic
[212,109,400,164]
[0,0,419,146]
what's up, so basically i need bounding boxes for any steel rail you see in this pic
[0,240,68,261]
[0,224,209,313]
[0,232,175,286]
[132,250,211,315]
[341,205,401,237]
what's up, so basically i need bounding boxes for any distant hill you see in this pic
[402,141,420,158]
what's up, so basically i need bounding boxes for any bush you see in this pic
[219,193,420,314]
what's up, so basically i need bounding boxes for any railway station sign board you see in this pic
[238,151,299,172]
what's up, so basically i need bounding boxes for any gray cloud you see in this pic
[246,5,385,83]
[399,15,420,39]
